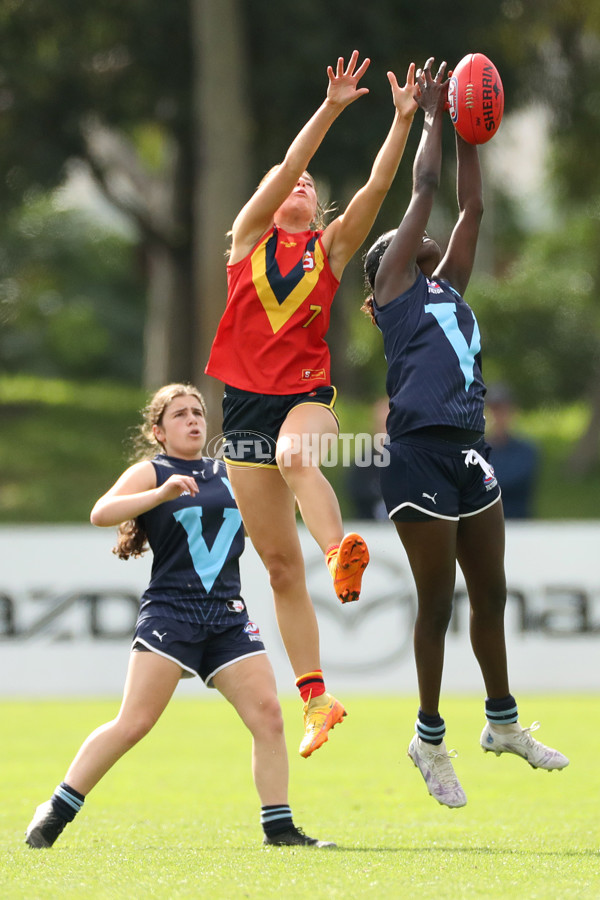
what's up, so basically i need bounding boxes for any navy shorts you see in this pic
[221,383,338,467]
[379,432,502,522]
[132,613,266,688]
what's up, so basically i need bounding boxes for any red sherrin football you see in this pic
[448,53,504,145]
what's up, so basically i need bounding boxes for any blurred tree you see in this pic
[0,0,249,415]
[540,4,600,476]
[487,0,600,475]
[0,0,196,385]
[472,214,600,407]
[0,194,144,379]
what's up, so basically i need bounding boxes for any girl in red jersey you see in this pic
[206,51,418,758]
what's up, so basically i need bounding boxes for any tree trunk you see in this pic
[83,118,194,390]
[191,0,251,437]
[566,371,600,477]
[142,240,193,388]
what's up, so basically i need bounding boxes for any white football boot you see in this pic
[408,734,467,808]
[480,721,569,770]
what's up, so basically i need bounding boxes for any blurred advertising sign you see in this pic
[0,523,598,695]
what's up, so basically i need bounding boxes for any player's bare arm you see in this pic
[374,58,448,305]
[324,63,418,280]
[90,463,198,527]
[230,51,370,263]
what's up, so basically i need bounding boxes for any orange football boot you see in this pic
[327,532,370,604]
[299,693,347,758]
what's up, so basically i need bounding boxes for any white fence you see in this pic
[1,522,598,696]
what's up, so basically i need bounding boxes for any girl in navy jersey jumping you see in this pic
[206,51,420,759]
[25,384,334,849]
[363,59,568,808]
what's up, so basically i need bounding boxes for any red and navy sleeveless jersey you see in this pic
[374,271,486,439]
[137,455,245,624]
[205,225,339,394]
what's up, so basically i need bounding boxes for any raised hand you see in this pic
[414,57,448,116]
[157,473,199,502]
[326,50,371,109]
[387,62,418,120]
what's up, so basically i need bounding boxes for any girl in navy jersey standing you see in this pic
[363,59,568,809]
[206,51,420,759]
[25,383,334,849]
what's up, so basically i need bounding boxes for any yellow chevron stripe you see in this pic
[251,235,326,334]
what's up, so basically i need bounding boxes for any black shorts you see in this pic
[379,431,502,522]
[221,383,338,467]
[132,613,266,687]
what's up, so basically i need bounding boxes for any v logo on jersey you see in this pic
[251,229,326,334]
[174,481,242,592]
[424,301,481,391]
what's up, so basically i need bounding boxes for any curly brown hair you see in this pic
[361,295,377,325]
[113,383,206,561]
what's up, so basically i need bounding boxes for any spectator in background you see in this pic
[346,397,389,520]
[485,383,540,519]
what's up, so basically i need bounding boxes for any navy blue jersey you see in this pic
[137,455,245,624]
[374,271,486,439]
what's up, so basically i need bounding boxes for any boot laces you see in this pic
[518,721,541,747]
[429,746,460,786]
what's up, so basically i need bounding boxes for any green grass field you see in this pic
[1,695,598,899]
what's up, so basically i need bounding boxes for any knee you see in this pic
[262,550,304,596]
[276,429,323,480]
[252,694,285,740]
[114,714,156,749]
[473,587,507,621]
[417,597,453,636]
[275,446,310,486]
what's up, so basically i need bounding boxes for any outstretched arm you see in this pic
[229,51,370,264]
[323,63,418,280]
[434,132,483,297]
[374,58,448,307]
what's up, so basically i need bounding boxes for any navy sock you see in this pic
[485,694,518,726]
[261,804,294,838]
[50,782,85,823]
[416,709,445,745]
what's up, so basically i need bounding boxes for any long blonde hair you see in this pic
[113,383,207,560]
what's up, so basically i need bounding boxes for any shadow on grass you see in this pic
[321,846,600,857]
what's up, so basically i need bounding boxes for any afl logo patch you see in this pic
[483,470,498,491]
[426,279,444,294]
[244,621,262,641]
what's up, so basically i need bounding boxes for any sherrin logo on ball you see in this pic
[448,52,504,145]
